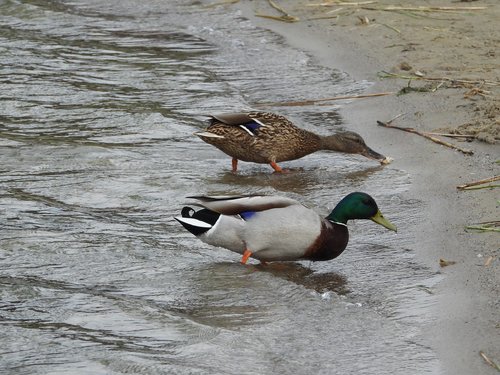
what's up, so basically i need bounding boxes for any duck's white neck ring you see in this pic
[328,220,347,227]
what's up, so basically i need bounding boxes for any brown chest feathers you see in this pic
[302,221,349,261]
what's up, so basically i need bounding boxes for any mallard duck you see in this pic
[175,192,396,264]
[195,111,389,172]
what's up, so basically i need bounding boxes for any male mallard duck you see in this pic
[195,111,389,172]
[175,192,396,264]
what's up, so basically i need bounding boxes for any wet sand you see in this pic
[236,1,499,374]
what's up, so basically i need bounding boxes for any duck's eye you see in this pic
[361,197,372,206]
[349,135,362,144]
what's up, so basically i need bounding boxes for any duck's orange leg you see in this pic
[232,158,238,172]
[241,249,252,264]
[270,161,283,173]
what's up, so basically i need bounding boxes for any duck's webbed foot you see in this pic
[240,249,252,264]
[270,161,283,173]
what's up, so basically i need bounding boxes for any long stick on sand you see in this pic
[457,175,500,190]
[256,92,394,107]
[376,119,474,155]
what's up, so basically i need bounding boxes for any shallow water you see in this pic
[1,1,439,374]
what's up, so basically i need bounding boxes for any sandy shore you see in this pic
[235,1,499,373]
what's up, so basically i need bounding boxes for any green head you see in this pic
[327,192,397,232]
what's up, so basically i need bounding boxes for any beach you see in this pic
[1,1,497,373]
[236,1,499,373]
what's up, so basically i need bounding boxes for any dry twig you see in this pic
[361,5,487,13]
[484,256,494,267]
[425,132,475,139]
[204,0,239,8]
[464,87,492,98]
[457,176,500,190]
[377,120,474,155]
[479,351,500,371]
[255,92,394,107]
[256,0,299,22]
[439,258,457,267]
[459,184,500,191]
[378,71,500,87]
[307,1,377,6]
[466,221,500,233]
[378,22,401,33]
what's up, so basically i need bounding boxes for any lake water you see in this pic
[0,1,439,374]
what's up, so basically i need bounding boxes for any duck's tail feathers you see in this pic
[175,206,220,236]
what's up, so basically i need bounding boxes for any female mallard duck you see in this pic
[195,111,389,172]
[175,192,396,264]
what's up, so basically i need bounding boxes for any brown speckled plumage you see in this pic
[195,111,385,172]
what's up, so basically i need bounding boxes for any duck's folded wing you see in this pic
[210,113,254,126]
[209,113,268,136]
[187,195,300,215]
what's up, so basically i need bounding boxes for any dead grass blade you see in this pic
[204,0,239,8]
[484,256,494,267]
[255,14,299,22]
[459,184,500,191]
[378,71,500,87]
[465,222,500,233]
[378,22,401,33]
[257,0,299,22]
[479,351,500,371]
[361,5,487,13]
[457,176,500,190]
[425,132,476,140]
[307,1,378,7]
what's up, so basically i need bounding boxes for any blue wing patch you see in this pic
[243,121,261,132]
[239,120,262,136]
[239,210,256,220]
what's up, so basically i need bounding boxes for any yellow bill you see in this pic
[371,210,397,232]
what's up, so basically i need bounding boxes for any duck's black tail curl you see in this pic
[175,206,220,236]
